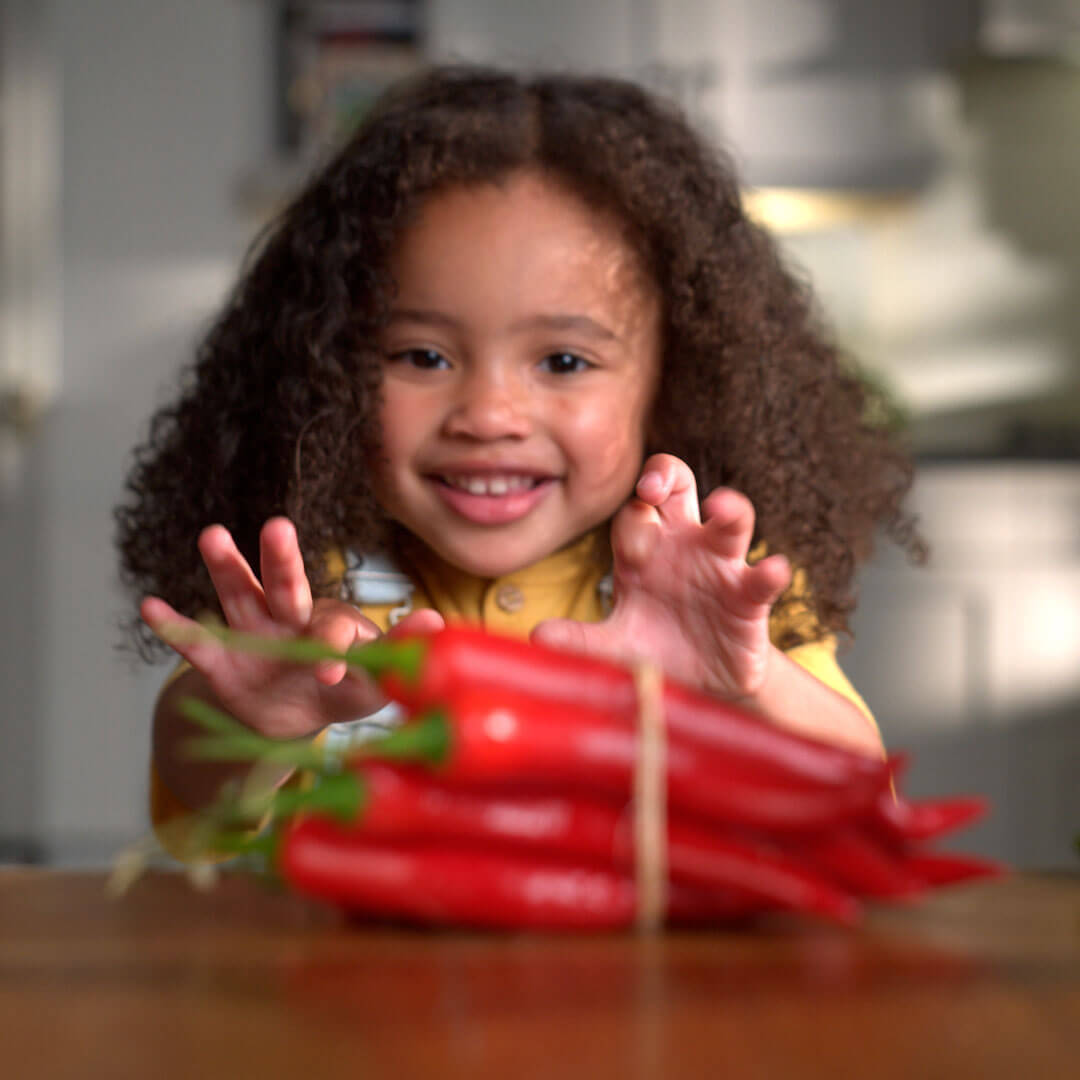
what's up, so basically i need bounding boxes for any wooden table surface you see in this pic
[1,868,1077,1079]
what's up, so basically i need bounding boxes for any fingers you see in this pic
[308,600,382,686]
[390,608,446,637]
[198,524,273,632]
[530,617,626,666]
[259,517,314,631]
[308,606,445,688]
[635,454,701,525]
[198,516,317,635]
[610,499,662,566]
[140,594,195,647]
[140,595,232,675]
[198,517,316,636]
[743,553,791,609]
[701,487,757,562]
[529,617,593,655]
[532,615,651,672]
[613,455,701,569]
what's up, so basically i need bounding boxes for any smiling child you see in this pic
[115,66,924,831]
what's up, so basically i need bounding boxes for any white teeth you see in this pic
[443,474,537,496]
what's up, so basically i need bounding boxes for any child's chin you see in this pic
[430,538,548,579]
[453,549,536,578]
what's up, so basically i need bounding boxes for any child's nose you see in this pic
[443,369,532,441]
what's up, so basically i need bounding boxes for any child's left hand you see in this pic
[532,454,792,704]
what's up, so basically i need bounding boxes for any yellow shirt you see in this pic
[150,530,875,856]
[343,529,614,635]
[336,531,873,721]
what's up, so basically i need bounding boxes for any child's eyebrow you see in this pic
[386,308,461,329]
[387,309,621,343]
[509,314,620,343]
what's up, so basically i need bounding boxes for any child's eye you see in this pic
[389,348,449,370]
[541,352,592,375]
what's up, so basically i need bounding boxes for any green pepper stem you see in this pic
[271,772,366,822]
[179,698,328,771]
[357,710,451,765]
[341,636,427,683]
[160,619,429,683]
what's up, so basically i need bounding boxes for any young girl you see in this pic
[115,65,923,831]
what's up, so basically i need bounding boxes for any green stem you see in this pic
[342,636,427,683]
[208,827,279,860]
[162,619,428,683]
[168,750,366,864]
[179,698,328,771]
[183,735,325,769]
[271,772,366,821]
[354,710,452,765]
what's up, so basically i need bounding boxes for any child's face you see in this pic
[375,170,661,578]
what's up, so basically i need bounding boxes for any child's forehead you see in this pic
[390,172,659,319]
[402,172,632,247]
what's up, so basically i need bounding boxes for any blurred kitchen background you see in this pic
[1,0,1077,870]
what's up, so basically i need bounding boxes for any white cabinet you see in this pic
[843,463,1080,870]
[847,463,1080,731]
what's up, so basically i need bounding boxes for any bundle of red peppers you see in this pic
[179,624,1003,931]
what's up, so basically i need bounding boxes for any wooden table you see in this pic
[1,869,1077,1078]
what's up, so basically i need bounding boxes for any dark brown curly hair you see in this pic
[115,64,924,659]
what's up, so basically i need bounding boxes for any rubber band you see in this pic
[632,661,667,931]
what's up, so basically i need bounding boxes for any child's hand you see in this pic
[532,454,791,702]
[141,517,444,738]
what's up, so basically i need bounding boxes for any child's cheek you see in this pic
[566,403,647,492]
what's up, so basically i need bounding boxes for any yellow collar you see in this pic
[396,528,613,636]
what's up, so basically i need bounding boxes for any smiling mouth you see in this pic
[437,474,545,496]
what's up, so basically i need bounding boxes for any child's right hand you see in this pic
[140,517,443,739]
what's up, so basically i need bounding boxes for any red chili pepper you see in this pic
[359,686,884,834]
[902,851,1006,888]
[278,816,760,930]
[792,826,925,900]
[377,625,887,790]
[345,763,860,924]
[872,791,989,845]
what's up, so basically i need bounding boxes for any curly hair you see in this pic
[115,64,924,659]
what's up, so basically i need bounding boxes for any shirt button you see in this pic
[494,583,525,613]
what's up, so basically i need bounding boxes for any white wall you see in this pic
[0,0,272,862]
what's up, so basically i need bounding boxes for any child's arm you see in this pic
[532,454,881,756]
[143,517,443,813]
